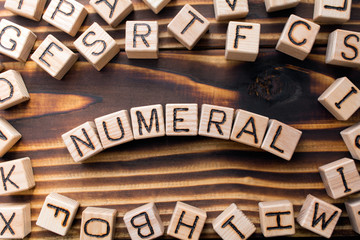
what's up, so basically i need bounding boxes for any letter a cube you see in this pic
[90,0,133,27]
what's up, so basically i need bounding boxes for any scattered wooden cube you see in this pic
[319,158,360,199]
[297,194,341,238]
[0,117,21,157]
[264,0,300,12]
[199,104,234,140]
[143,0,170,14]
[318,77,360,121]
[80,207,117,240]
[36,193,80,236]
[167,202,207,240]
[314,0,351,23]
[62,121,104,163]
[74,22,120,71]
[125,21,159,59]
[5,0,47,21]
[261,119,302,161]
[43,0,88,37]
[325,29,360,68]
[275,14,320,60]
[0,203,31,239]
[90,0,133,27]
[165,104,198,136]
[212,203,256,240]
[258,200,295,237]
[124,202,164,240]
[345,197,360,234]
[130,104,165,140]
[213,0,248,20]
[341,122,360,160]
[225,21,260,62]
[31,34,78,80]
[0,157,35,195]
[0,19,36,62]
[167,4,210,50]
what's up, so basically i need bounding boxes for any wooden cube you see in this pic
[5,0,47,21]
[125,21,159,59]
[80,207,117,240]
[167,202,207,240]
[325,29,360,68]
[0,157,35,195]
[297,194,341,238]
[62,121,104,163]
[142,0,170,14]
[94,110,134,149]
[261,119,302,161]
[199,104,234,140]
[0,203,31,239]
[0,117,21,157]
[31,34,78,80]
[43,0,88,37]
[74,22,120,71]
[130,104,165,140]
[213,0,248,20]
[36,193,80,236]
[264,0,300,12]
[319,158,360,199]
[341,122,360,160]
[259,200,295,237]
[124,202,164,240]
[165,104,198,136]
[89,0,133,27]
[0,19,36,62]
[275,14,320,60]
[167,4,210,50]
[345,197,360,234]
[314,0,351,23]
[318,77,360,121]
[212,203,255,240]
[230,110,269,148]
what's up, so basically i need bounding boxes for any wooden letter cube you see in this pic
[165,104,198,136]
[341,122,360,160]
[276,14,320,60]
[318,77,360,121]
[314,0,351,23]
[261,119,302,161]
[258,200,295,237]
[124,202,164,240]
[225,21,260,62]
[264,0,300,12]
[212,203,255,240]
[0,157,35,195]
[199,104,234,140]
[230,110,269,148]
[5,0,47,21]
[0,117,21,157]
[213,0,248,20]
[90,0,133,27]
[167,4,210,50]
[94,110,134,149]
[126,21,159,59]
[167,202,207,240]
[130,104,165,140]
[142,0,170,14]
[319,158,360,199]
[345,197,360,234]
[62,121,104,163]
[80,207,117,240]
[325,29,360,68]
[31,34,78,80]
[74,22,120,71]
[0,19,36,62]
[43,0,88,37]
[0,204,31,239]
[297,194,341,238]
[36,193,80,236]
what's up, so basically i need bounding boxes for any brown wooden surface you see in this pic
[0,0,360,239]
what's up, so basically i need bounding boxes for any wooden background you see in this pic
[0,0,360,239]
